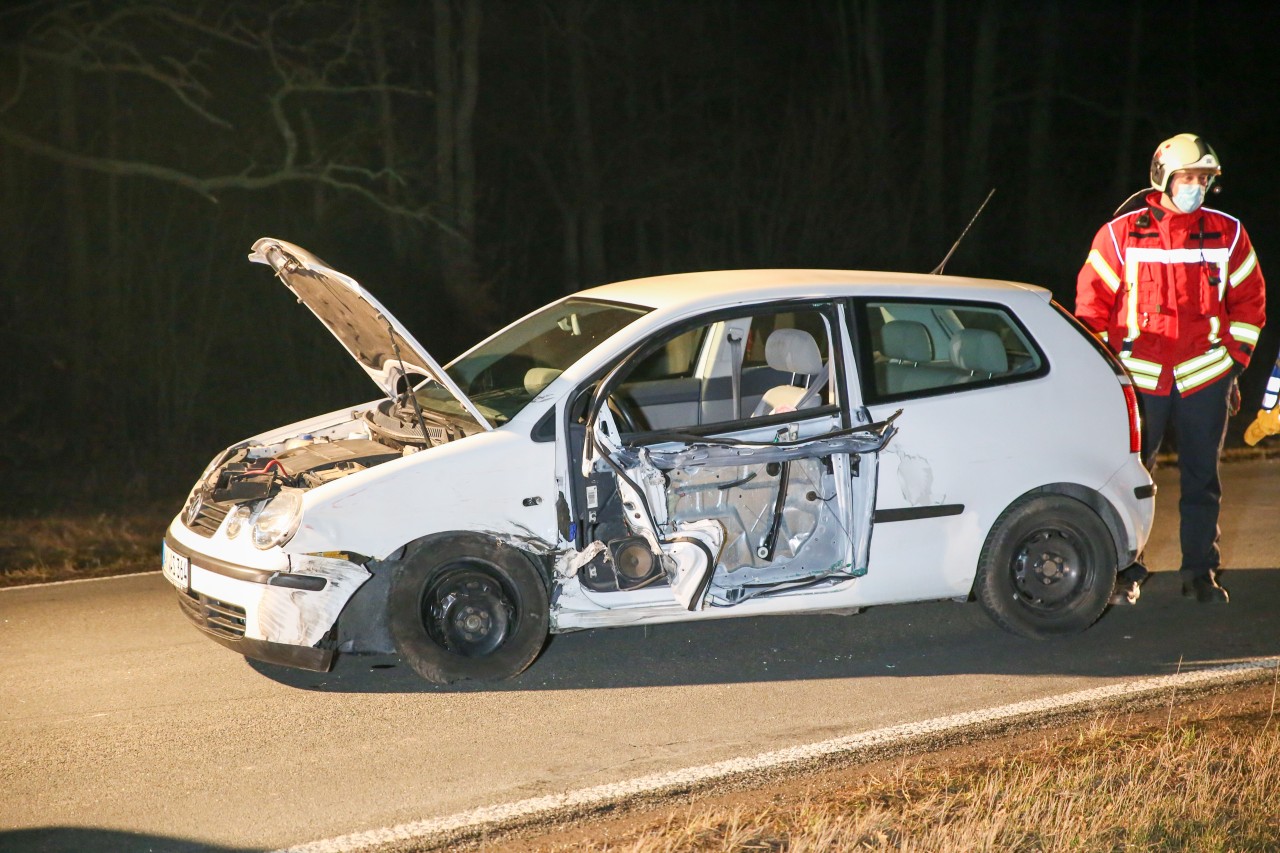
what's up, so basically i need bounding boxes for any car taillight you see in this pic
[1121,379,1141,454]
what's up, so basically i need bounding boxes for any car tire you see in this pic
[975,494,1115,639]
[389,534,550,684]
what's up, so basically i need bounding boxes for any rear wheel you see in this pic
[389,534,550,684]
[975,494,1115,638]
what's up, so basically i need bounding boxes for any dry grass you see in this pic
[0,504,174,587]
[551,707,1280,852]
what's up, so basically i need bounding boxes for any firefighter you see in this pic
[1076,133,1266,605]
[1244,358,1280,446]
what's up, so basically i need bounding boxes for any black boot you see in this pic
[1182,574,1229,604]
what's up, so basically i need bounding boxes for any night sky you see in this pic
[2,0,1280,506]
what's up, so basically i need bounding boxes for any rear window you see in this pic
[857,298,1047,402]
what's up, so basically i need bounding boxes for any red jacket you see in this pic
[1076,191,1265,396]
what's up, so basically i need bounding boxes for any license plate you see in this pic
[162,542,190,591]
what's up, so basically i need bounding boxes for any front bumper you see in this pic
[163,531,371,672]
[176,595,335,671]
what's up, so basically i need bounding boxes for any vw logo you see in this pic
[186,494,204,526]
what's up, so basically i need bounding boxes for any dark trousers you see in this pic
[1133,373,1231,581]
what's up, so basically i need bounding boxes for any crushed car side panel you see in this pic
[552,410,897,621]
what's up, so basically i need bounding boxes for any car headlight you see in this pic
[251,490,303,549]
[224,505,253,539]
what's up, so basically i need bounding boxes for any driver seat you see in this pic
[751,329,827,417]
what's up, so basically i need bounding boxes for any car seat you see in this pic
[751,328,827,416]
[948,328,1009,379]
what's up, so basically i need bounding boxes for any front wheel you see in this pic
[389,534,550,684]
[975,494,1116,638]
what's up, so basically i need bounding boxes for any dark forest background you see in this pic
[3,0,1279,511]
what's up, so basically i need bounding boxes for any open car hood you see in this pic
[249,238,491,431]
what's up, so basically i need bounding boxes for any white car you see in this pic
[162,238,1155,684]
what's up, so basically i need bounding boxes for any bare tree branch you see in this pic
[0,0,455,238]
[0,121,457,235]
[17,43,235,129]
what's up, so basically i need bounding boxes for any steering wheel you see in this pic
[606,395,644,434]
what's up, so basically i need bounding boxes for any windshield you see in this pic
[414,298,650,426]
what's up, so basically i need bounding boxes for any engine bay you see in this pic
[190,399,481,517]
[206,437,403,504]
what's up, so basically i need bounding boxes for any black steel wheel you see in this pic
[423,567,515,657]
[975,494,1116,638]
[389,534,549,684]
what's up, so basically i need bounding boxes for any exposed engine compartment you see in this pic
[182,399,483,537]
[212,400,482,497]
[208,438,402,503]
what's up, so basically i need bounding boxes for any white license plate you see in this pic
[162,542,190,590]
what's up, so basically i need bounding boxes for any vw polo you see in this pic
[162,238,1155,683]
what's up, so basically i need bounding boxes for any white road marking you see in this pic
[275,657,1279,853]
[0,570,161,592]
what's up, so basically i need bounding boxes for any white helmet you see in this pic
[1150,133,1221,193]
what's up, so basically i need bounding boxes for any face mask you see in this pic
[1172,183,1206,213]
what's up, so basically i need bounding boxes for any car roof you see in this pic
[575,269,1052,313]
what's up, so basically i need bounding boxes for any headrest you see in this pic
[881,320,933,363]
[523,367,563,395]
[764,328,823,375]
[949,328,1008,375]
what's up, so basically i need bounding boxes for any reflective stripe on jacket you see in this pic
[1075,191,1265,396]
[1261,359,1280,411]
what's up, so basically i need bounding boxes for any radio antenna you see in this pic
[931,188,996,275]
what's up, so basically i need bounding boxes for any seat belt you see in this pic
[792,362,830,410]
[727,328,744,420]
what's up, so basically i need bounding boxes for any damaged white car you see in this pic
[162,238,1155,684]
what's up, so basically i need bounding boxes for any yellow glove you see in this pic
[1244,407,1280,446]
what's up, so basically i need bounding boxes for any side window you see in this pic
[741,311,831,368]
[863,300,1042,400]
[610,304,839,434]
[626,326,705,381]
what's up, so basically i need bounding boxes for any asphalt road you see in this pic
[3,458,1280,852]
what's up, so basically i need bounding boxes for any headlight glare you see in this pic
[251,490,303,549]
